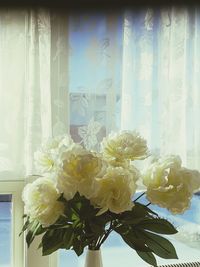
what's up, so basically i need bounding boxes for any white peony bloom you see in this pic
[22,177,64,227]
[103,156,141,183]
[56,172,78,201]
[34,134,74,174]
[42,134,74,151]
[104,157,130,168]
[143,155,200,214]
[129,164,141,182]
[34,150,59,174]
[57,145,105,200]
[101,130,149,161]
[91,167,137,214]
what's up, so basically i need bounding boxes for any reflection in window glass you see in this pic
[0,194,12,267]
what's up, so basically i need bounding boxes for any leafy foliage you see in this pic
[21,192,178,267]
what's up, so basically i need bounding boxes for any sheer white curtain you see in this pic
[0,8,69,180]
[121,6,200,169]
[0,6,200,183]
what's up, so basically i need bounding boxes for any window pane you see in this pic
[0,194,12,267]
[68,13,123,150]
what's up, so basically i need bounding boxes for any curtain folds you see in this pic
[0,9,69,178]
[122,7,200,169]
[0,6,200,180]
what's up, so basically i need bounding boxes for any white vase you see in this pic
[84,249,103,267]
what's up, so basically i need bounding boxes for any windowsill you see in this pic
[58,236,200,267]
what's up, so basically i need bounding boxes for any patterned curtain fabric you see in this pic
[122,7,200,169]
[0,9,69,178]
[0,6,200,181]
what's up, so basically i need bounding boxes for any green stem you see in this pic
[95,235,103,249]
[96,220,114,249]
[134,192,145,202]
[88,239,98,250]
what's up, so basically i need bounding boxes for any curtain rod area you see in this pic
[0,0,198,11]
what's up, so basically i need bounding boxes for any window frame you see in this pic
[0,179,58,267]
[0,180,25,267]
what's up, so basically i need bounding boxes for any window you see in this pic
[0,181,24,267]
[0,5,200,267]
[0,194,12,267]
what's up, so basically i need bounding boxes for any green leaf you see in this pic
[73,237,84,256]
[57,193,68,203]
[115,225,151,252]
[136,251,157,267]
[120,217,146,225]
[64,203,73,219]
[26,220,42,247]
[47,223,71,230]
[94,212,111,225]
[42,229,65,256]
[79,199,99,219]
[122,233,151,252]
[138,218,178,235]
[119,203,157,226]
[141,204,158,216]
[71,192,81,202]
[19,218,31,236]
[72,213,80,222]
[115,224,130,235]
[35,225,46,236]
[63,227,74,249]
[90,223,105,234]
[89,215,110,234]
[138,230,178,259]
[26,231,35,248]
[121,203,148,221]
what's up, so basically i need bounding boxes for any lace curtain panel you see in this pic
[122,7,200,169]
[0,9,69,178]
[0,7,200,180]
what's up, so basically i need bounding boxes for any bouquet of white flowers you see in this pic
[21,131,200,267]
